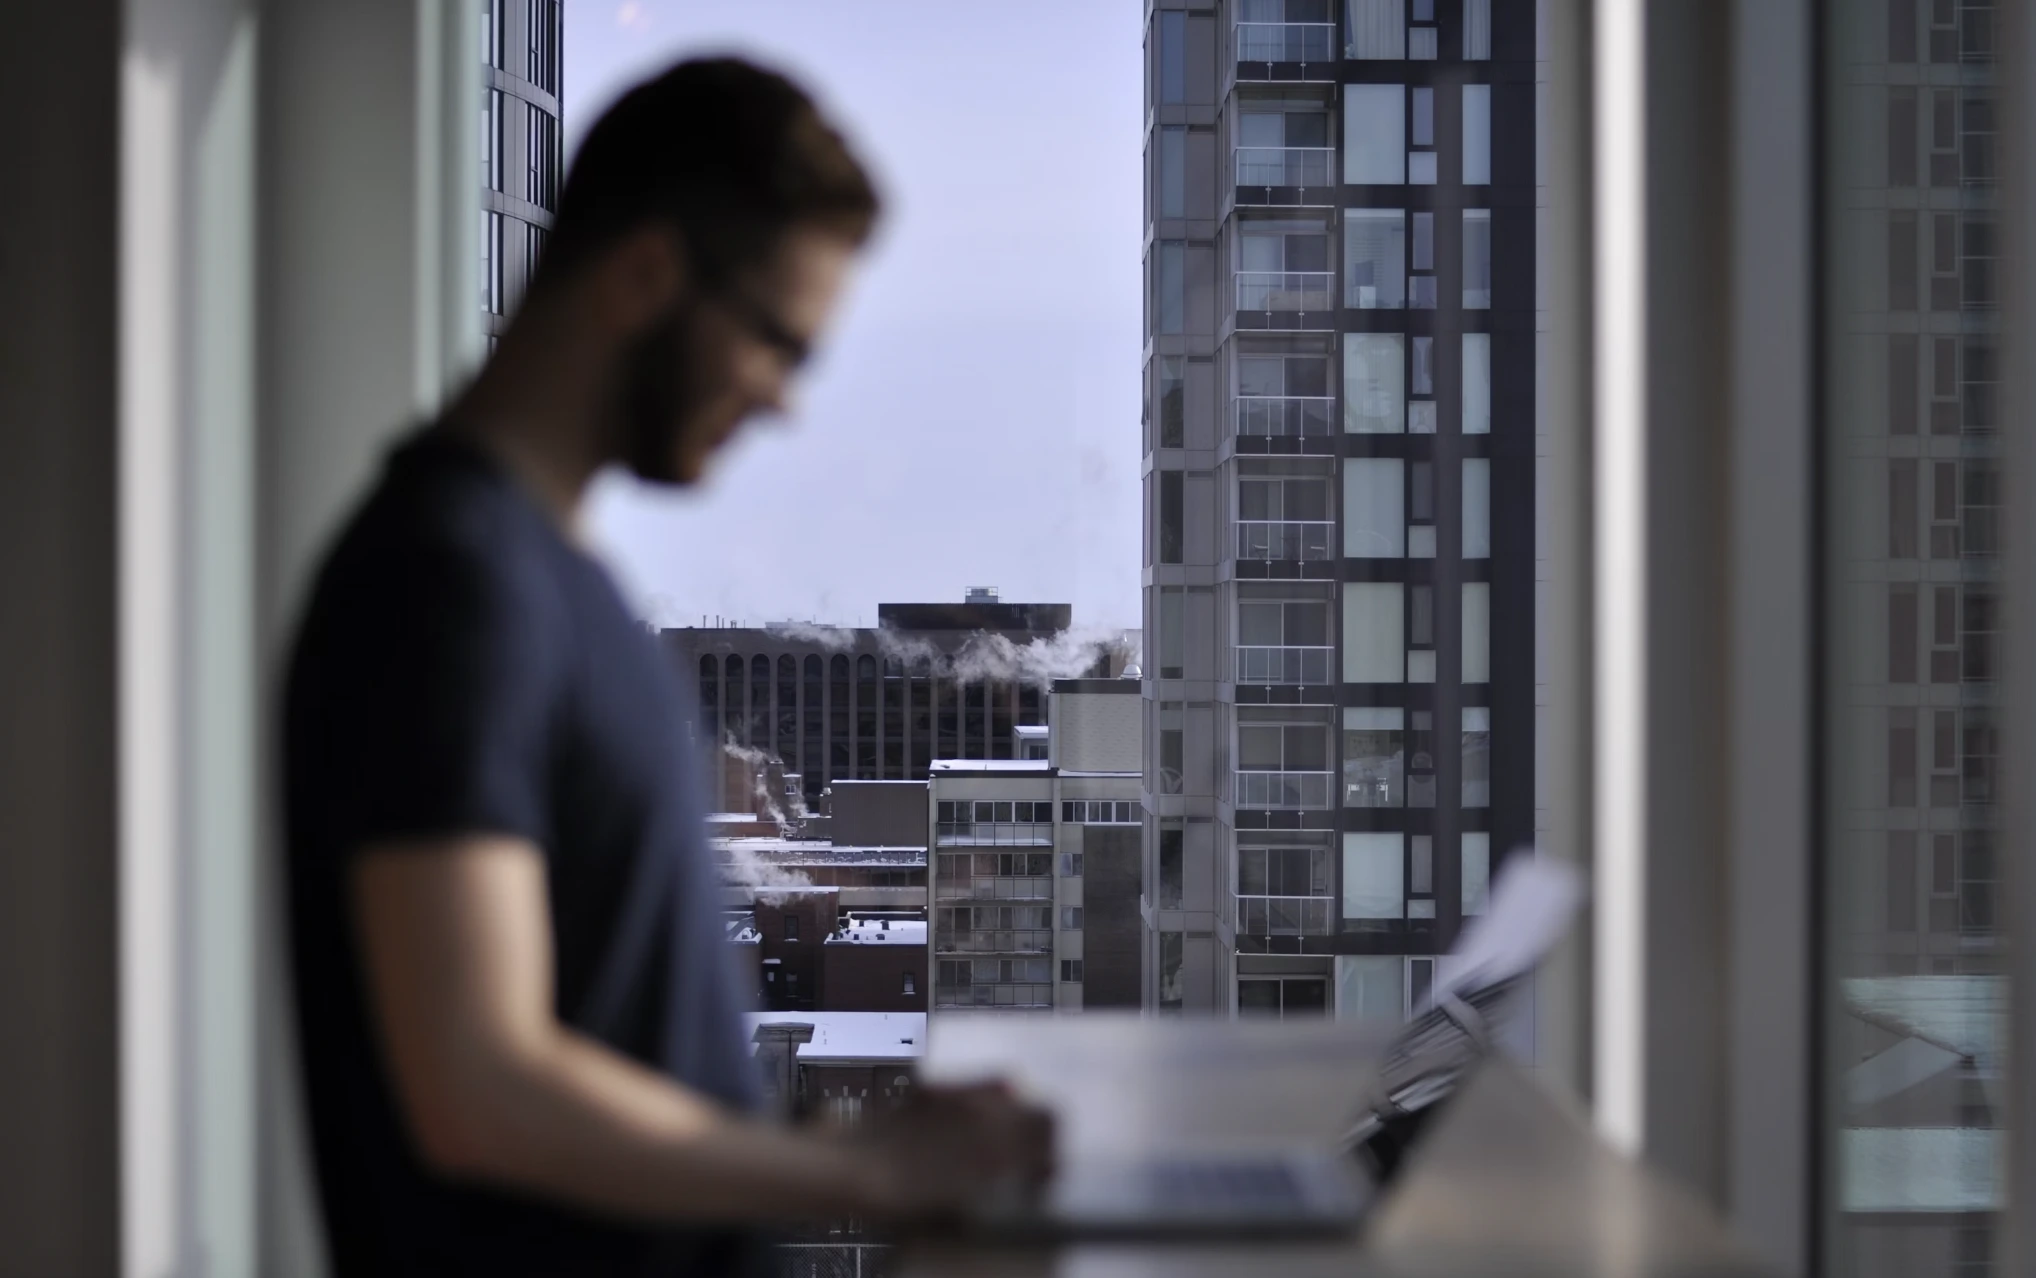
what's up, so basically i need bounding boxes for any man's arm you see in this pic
[351,837,1043,1224]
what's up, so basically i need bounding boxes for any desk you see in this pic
[904,1015,1773,1278]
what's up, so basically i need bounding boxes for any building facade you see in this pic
[928,678,1145,1013]
[662,596,1128,806]
[1141,0,1533,1017]
[481,0,562,343]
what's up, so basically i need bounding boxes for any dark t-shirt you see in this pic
[284,428,761,1277]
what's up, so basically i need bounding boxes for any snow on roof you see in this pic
[1014,725,1050,737]
[1057,769,1141,779]
[929,758,1054,773]
[828,918,928,946]
[746,1011,928,1064]
[713,839,927,866]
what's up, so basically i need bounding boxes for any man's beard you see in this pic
[616,298,705,486]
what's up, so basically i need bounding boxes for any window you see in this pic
[1159,701,1185,794]
[902,971,916,995]
[1345,0,1405,60]
[1345,210,1406,308]
[1463,85,1492,184]
[1158,932,1184,1011]
[524,224,547,297]
[1464,0,1492,59]
[1462,833,1490,915]
[1342,832,1404,919]
[1343,707,1404,807]
[1344,334,1404,432]
[1962,92,1997,186]
[525,0,561,95]
[1159,825,1183,908]
[1889,460,1918,558]
[1159,11,1186,104]
[1463,333,1492,434]
[1158,356,1185,447]
[1409,464,1436,557]
[481,211,502,313]
[1344,85,1405,183]
[1462,459,1491,558]
[1463,209,1493,308]
[783,914,800,942]
[1886,831,1918,930]
[482,0,503,67]
[1060,852,1084,876]
[1410,834,1433,895]
[1889,334,1919,434]
[1888,87,1918,186]
[1462,706,1491,807]
[1159,126,1186,218]
[1237,600,1331,675]
[1158,470,1184,563]
[1062,906,1083,929]
[1237,724,1329,776]
[526,104,558,211]
[1061,959,1084,983]
[1343,583,1404,683]
[1154,240,1185,333]
[1344,458,1405,557]
[1888,211,1918,310]
[482,89,501,191]
[1462,583,1491,683]
[1930,88,1957,187]
[1890,0,1918,62]
[1158,587,1184,677]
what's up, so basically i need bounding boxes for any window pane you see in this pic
[1463,333,1492,434]
[1463,0,1492,59]
[1345,0,1406,59]
[1463,209,1493,308]
[1345,211,1407,308]
[1462,458,1491,559]
[1158,470,1184,563]
[1344,458,1406,557]
[1345,85,1406,184]
[1335,956,1403,1023]
[1157,240,1185,333]
[1462,85,1492,184]
[1412,87,1435,147]
[1343,583,1405,683]
[1461,833,1490,915]
[1342,832,1405,918]
[1462,583,1490,683]
[1160,126,1186,218]
[1160,11,1185,103]
[1344,333,1405,432]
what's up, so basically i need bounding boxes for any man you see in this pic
[284,59,1048,1276]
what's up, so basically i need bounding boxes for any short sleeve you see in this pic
[290,532,562,858]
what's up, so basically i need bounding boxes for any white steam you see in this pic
[763,620,856,650]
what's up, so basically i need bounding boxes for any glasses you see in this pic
[710,283,811,371]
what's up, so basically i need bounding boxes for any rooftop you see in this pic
[929,758,1054,775]
[746,1011,928,1065]
[713,839,927,866]
[828,918,928,946]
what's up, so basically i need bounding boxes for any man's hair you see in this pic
[538,57,880,288]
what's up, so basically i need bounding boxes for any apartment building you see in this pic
[1141,0,1533,1018]
[928,678,1145,1012]
[480,0,562,341]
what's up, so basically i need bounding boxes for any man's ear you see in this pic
[593,226,689,334]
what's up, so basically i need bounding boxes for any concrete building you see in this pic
[928,677,1145,1012]
[480,0,562,342]
[660,594,1131,806]
[1140,0,1535,1019]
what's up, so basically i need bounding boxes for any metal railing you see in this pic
[1235,645,1334,684]
[1236,520,1334,561]
[1235,21,1336,63]
[935,983,1054,1009]
[1345,759,1406,808]
[1236,271,1334,313]
[1235,146,1334,188]
[934,821,1055,846]
[938,929,1055,954]
[1235,395,1335,438]
[934,876,1053,902]
[1236,894,1335,936]
[1234,770,1334,809]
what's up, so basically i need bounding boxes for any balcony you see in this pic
[935,821,1055,846]
[1236,520,1334,562]
[937,929,1054,954]
[1235,645,1333,685]
[1233,770,1334,809]
[935,983,1053,1009]
[1236,894,1335,937]
[1234,396,1335,452]
[1235,272,1335,331]
[1234,147,1336,208]
[1234,22,1336,80]
[934,875,1053,903]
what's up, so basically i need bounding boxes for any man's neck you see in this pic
[444,307,615,533]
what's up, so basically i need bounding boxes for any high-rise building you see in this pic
[1141,0,1534,1018]
[481,0,563,343]
[1827,2,2003,1272]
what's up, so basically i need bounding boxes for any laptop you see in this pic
[960,857,1583,1243]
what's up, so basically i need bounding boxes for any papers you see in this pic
[1432,854,1585,1009]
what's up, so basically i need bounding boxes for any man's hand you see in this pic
[839,1082,1056,1223]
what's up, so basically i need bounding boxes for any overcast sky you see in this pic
[565,1,1143,631]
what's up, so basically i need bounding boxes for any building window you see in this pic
[1159,825,1183,908]
[1462,707,1491,807]
[1237,846,1333,936]
[482,0,503,68]
[1342,832,1404,920]
[1062,906,1084,929]
[1343,707,1404,807]
[1463,582,1491,683]
[902,971,916,996]
[1463,209,1493,308]
[1462,833,1491,915]
[1061,959,1084,983]
[482,88,502,191]
[1236,600,1332,684]
[1158,11,1186,104]
[526,0,561,94]
[1158,469,1185,563]
[1889,211,1919,310]
[1465,0,1493,58]
[1154,240,1185,334]
[1463,333,1492,434]
[1158,356,1185,447]
[1060,852,1085,876]
[1158,931,1184,1012]
[1159,125,1186,218]
[1158,700,1185,794]
[1463,458,1491,559]
[1345,0,1405,60]
[525,223,547,293]
[1343,333,1405,433]
[1463,85,1493,184]
[1157,586,1184,678]
[1345,210,1406,308]
[481,210,502,313]
[1236,724,1331,807]
[1343,582,1404,683]
[526,104,558,211]
[1344,458,1405,558]
[783,914,800,942]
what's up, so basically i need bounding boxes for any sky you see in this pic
[565,1,1145,631]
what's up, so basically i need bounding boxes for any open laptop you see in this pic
[961,857,1583,1243]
